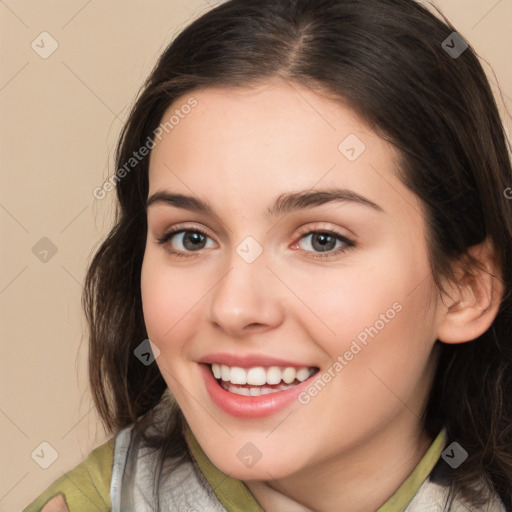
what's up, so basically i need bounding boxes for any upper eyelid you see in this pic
[158,221,350,236]
[160,222,215,239]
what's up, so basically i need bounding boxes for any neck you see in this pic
[244,412,433,512]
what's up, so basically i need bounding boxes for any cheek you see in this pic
[140,251,204,350]
[286,262,409,345]
[326,282,436,413]
[288,244,436,377]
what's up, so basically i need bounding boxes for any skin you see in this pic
[140,79,497,511]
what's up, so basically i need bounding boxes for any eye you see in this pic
[294,227,355,259]
[156,224,355,260]
[156,227,216,257]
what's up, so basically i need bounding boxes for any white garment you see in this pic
[405,479,506,512]
[110,425,225,512]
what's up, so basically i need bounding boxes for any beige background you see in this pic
[1,1,510,510]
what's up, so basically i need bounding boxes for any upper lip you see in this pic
[198,353,317,368]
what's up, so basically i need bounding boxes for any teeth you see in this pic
[296,368,311,382]
[230,367,247,385]
[249,387,261,396]
[247,367,267,386]
[266,366,282,385]
[223,381,297,396]
[282,367,296,384]
[212,364,221,379]
[210,363,316,387]
[228,385,250,396]
[221,365,230,381]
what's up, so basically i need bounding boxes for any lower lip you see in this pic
[199,363,316,418]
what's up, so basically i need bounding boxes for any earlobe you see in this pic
[437,240,503,344]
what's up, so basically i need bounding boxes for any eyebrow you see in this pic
[146,188,383,216]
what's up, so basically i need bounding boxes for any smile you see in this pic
[211,364,317,396]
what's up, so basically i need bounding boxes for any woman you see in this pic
[24,0,512,510]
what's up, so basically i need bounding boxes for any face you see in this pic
[141,79,442,481]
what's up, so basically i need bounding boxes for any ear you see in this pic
[437,238,503,344]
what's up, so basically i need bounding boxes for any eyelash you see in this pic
[156,224,355,260]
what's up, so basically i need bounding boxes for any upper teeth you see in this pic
[211,364,315,386]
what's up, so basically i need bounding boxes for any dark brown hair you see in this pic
[83,0,512,508]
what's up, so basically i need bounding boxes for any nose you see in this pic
[207,250,286,338]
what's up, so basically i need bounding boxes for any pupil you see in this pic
[184,232,205,250]
[313,233,335,252]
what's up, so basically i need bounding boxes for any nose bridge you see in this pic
[207,236,285,334]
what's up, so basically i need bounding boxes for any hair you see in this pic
[83,0,512,509]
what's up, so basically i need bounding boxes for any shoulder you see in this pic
[22,437,115,512]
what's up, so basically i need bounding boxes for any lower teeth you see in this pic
[220,381,297,396]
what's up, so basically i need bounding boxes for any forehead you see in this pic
[151,81,375,149]
[146,80,420,222]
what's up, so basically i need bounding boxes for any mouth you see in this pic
[208,363,320,397]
